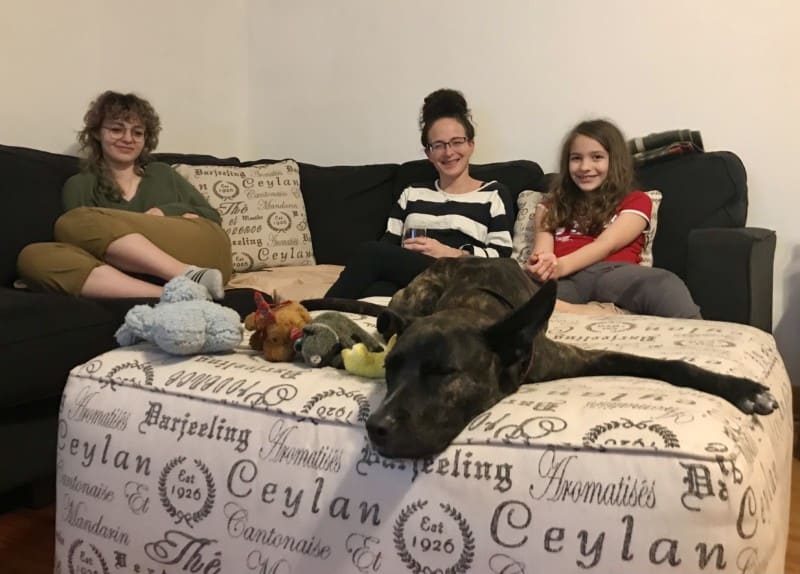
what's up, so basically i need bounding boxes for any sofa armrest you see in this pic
[686,227,776,332]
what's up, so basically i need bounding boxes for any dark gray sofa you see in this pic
[0,143,775,505]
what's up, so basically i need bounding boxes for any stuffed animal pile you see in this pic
[241,292,395,377]
[116,282,397,378]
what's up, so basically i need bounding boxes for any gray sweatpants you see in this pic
[557,261,702,319]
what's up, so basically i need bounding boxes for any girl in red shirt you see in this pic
[526,119,701,318]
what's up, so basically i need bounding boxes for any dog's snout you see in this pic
[366,408,408,449]
[367,417,394,447]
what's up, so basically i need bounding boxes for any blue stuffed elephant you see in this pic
[115,276,243,355]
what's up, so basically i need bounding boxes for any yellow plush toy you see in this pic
[341,335,397,379]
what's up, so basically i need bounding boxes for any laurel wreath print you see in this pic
[300,387,371,422]
[158,456,216,528]
[441,503,475,571]
[582,417,680,448]
[103,360,155,389]
[393,499,474,573]
[68,540,109,574]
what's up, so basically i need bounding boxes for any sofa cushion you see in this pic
[174,160,316,271]
[636,151,747,279]
[639,189,662,267]
[154,152,240,166]
[0,145,80,288]
[298,162,400,265]
[510,190,545,265]
[0,289,122,407]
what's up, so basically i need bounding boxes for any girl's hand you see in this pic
[145,207,165,216]
[526,252,558,282]
[403,237,463,258]
[181,212,200,219]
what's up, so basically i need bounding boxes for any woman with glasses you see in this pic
[326,88,513,298]
[17,91,231,299]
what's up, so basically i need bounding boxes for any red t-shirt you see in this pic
[551,191,652,264]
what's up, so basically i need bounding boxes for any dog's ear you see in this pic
[483,280,557,369]
[376,309,409,339]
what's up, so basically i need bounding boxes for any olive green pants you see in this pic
[17,207,232,295]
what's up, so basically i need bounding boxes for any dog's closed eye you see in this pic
[422,363,455,377]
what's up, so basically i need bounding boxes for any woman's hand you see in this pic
[403,237,464,258]
[145,207,165,216]
[181,212,200,219]
[526,251,558,282]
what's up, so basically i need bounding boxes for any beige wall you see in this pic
[0,0,249,157]
[2,1,798,382]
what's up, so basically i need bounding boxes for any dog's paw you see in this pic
[734,383,778,415]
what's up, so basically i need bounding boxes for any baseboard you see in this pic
[793,385,799,459]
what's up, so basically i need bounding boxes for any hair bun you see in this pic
[418,88,475,148]
[421,88,470,125]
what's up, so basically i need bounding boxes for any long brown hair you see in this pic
[542,119,635,235]
[77,91,161,198]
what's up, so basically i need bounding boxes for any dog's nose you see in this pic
[366,417,390,447]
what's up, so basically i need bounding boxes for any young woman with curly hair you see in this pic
[17,91,231,299]
[526,119,700,318]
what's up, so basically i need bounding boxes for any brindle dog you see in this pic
[358,257,777,458]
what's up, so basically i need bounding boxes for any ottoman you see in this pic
[54,311,792,574]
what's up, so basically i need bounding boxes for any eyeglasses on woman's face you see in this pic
[426,136,471,154]
[102,122,146,142]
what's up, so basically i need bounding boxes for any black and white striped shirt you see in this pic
[383,180,513,258]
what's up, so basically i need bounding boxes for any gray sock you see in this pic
[183,266,224,300]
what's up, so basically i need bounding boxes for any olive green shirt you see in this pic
[62,162,221,225]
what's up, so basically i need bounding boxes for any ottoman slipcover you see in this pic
[54,311,792,573]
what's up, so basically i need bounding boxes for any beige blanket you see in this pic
[225,264,343,301]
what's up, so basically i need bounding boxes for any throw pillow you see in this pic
[639,189,662,267]
[510,190,545,265]
[509,189,661,267]
[174,161,316,272]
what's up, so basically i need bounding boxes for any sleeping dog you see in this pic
[355,257,777,459]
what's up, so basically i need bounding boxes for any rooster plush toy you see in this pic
[243,292,311,362]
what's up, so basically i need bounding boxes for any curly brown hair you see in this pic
[542,119,635,236]
[77,91,161,198]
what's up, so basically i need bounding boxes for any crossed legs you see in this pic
[17,207,232,298]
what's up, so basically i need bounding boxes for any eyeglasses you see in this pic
[426,137,471,153]
[102,124,146,141]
